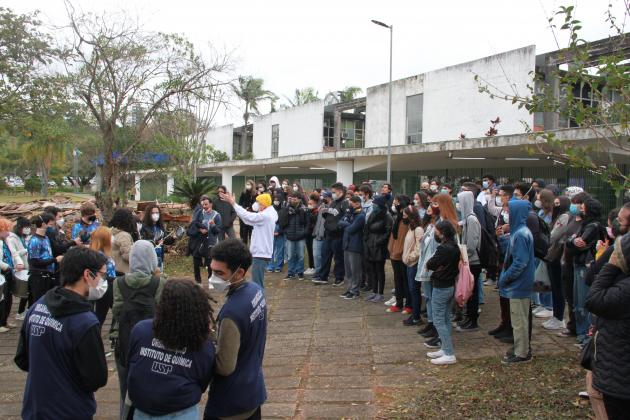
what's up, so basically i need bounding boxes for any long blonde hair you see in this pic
[90,226,113,257]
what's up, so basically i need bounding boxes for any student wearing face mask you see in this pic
[28,213,63,306]
[71,202,100,246]
[8,217,31,321]
[213,186,237,241]
[310,192,331,282]
[0,218,16,332]
[477,174,496,206]
[206,239,267,420]
[304,193,320,276]
[414,191,430,220]
[429,180,441,194]
[317,183,349,286]
[278,192,308,280]
[188,197,222,284]
[387,195,412,313]
[89,226,117,328]
[219,192,278,289]
[140,203,174,270]
[110,208,140,277]
[15,247,109,420]
[363,195,393,303]
[266,191,287,273]
[238,180,258,245]
[43,206,82,258]
[267,176,280,194]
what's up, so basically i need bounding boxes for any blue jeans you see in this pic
[318,237,344,281]
[477,273,485,305]
[422,281,433,323]
[286,239,305,276]
[432,286,455,356]
[134,405,199,419]
[407,265,420,320]
[267,234,285,271]
[312,238,323,274]
[573,264,591,341]
[251,258,267,289]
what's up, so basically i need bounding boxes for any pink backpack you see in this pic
[455,236,475,307]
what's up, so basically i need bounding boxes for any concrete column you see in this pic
[333,110,342,149]
[166,174,175,196]
[221,168,235,193]
[336,160,354,186]
[543,65,559,130]
[134,174,141,201]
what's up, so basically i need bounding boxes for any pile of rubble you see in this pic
[0,195,86,221]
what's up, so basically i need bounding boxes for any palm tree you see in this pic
[173,178,217,209]
[284,87,320,108]
[326,86,363,103]
[232,76,277,130]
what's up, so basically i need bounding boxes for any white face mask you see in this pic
[252,202,260,212]
[151,213,160,223]
[534,200,542,209]
[292,186,299,192]
[208,267,240,293]
[455,202,461,212]
[495,196,503,207]
[332,192,338,201]
[273,200,280,206]
[430,185,438,192]
[391,205,397,213]
[136,223,142,232]
[246,184,252,191]
[23,227,31,236]
[56,218,65,228]
[503,211,510,224]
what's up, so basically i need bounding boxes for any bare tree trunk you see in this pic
[40,161,49,197]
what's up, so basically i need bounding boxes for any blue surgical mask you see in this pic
[418,208,427,219]
[46,226,55,235]
[569,203,579,216]
[482,181,489,189]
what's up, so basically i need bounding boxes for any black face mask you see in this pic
[434,235,442,244]
[87,215,97,223]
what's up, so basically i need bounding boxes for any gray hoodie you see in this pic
[457,191,481,265]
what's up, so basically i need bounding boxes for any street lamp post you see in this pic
[371,19,393,183]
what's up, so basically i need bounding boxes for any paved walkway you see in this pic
[0,271,579,419]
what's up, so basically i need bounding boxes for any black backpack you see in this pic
[479,225,499,270]
[534,216,551,259]
[115,275,161,368]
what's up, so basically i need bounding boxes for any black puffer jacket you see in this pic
[566,219,604,266]
[323,197,349,239]
[279,204,308,241]
[426,239,460,288]
[586,261,630,399]
[363,210,393,262]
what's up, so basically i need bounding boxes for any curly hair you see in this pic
[109,208,139,241]
[153,278,216,352]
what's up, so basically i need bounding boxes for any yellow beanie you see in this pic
[256,193,271,208]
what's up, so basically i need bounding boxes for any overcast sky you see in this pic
[5,0,626,125]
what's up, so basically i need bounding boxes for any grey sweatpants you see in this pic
[344,251,362,296]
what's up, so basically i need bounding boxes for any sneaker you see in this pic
[384,296,396,306]
[456,322,480,332]
[0,326,9,333]
[483,279,497,286]
[340,291,352,298]
[386,306,401,313]
[488,325,506,336]
[451,313,464,323]
[312,278,328,285]
[403,317,421,326]
[364,293,376,301]
[283,275,295,280]
[402,307,413,315]
[557,328,576,338]
[427,349,444,359]
[371,294,384,303]
[360,285,371,292]
[542,317,565,330]
[421,326,438,339]
[418,323,434,335]
[343,293,358,300]
[578,391,589,399]
[424,336,441,349]
[456,317,470,328]
[304,268,316,276]
[431,354,457,365]
[266,268,274,273]
[498,335,515,344]
[332,279,344,287]
[494,328,513,339]
[15,312,25,321]
[531,305,544,315]
[534,309,554,319]
[502,354,532,365]
[274,269,282,273]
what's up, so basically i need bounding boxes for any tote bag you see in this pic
[455,235,475,307]
[533,260,552,292]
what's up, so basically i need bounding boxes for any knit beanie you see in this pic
[256,193,272,208]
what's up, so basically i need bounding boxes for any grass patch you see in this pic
[377,353,590,419]
[164,253,194,278]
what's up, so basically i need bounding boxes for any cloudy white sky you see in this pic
[5,0,627,125]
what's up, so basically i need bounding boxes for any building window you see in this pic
[271,124,279,158]
[406,94,423,144]
[341,119,364,149]
[323,118,334,148]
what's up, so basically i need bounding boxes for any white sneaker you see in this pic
[543,317,565,330]
[535,309,554,318]
[431,354,457,365]
[427,350,444,359]
[384,296,396,306]
[304,268,315,276]
[15,312,25,321]
[0,326,9,333]
[532,306,544,315]
[483,279,497,286]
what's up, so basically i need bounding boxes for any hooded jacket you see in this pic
[363,206,393,262]
[323,195,349,238]
[110,240,167,339]
[111,227,133,274]
[279,202,308,241]
[457,191,481,266]
[15,287,108,420]
[585,234,630,399]
[339,206,365,253]
[499,200,536,299]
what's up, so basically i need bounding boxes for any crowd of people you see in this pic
[1,173,628,419]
